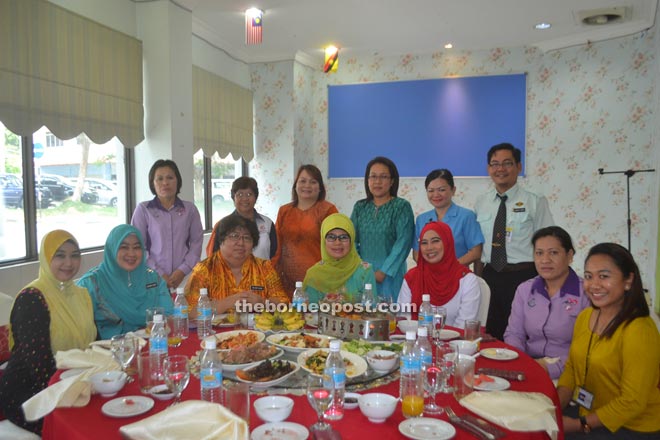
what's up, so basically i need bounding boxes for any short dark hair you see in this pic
[585,242,648,338]
[487,143,522,164]
[212,213,260,253]
[364,156,399,200]
[532,226,575,253]
[424,169,455,189]
[148,159,182,196]
[231,177,259,200]
[292,164,326,206]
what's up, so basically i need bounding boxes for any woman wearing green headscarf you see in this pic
[303,213,376,303]
[77,224,173,339]
[0,230,96,434]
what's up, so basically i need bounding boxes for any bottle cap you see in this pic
[176,287,184,294]
[295,281,303,288]
[204,338,217,350]
[365,283,372,290]
[153,314,163,323]
[329,339,341,351]
[406,330,417,340]
[200,288,208,296]
[417,326,428,337]
[422,294,430,302]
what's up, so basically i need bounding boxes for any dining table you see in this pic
[42,323,565,440]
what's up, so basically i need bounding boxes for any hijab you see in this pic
[78,224,153,331]
[20,230,96,352]
[404,221,470,306]
[303,213,362,293]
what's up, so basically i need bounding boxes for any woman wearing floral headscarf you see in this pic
[398,221,480,327]
[0,230,96,434]
[303,213,376,304]
[77,224,173,340]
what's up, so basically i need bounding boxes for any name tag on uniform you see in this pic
[575,387,594,410]
[513,208,526,213]
[146,282,158,289]
[251,285,265,291]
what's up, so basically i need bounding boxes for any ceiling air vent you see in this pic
[577,6,630,25]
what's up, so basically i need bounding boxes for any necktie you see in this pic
[490,194,508,271]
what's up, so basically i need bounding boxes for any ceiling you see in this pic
[178,0,658,67]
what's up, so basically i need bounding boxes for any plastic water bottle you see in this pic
[199,338,223,403]
[323,339,346,420]
[362,283,376,312]
[291,281,308,313]
[400,330,423,418]
[197,288,213,339]
[418,294,433,332]
[149,314,168,378]
[173,287,189,340]
[399,330,418,399]
[414,326,433,368]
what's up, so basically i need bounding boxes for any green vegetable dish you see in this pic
[341,339,403,356]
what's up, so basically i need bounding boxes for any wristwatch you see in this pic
[579,416,592,433]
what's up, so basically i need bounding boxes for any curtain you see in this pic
[193,66,254,162]
[0,0,143,148]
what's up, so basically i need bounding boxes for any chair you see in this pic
[475,276,490,326]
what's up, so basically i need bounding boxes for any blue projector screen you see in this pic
[328,74,526,178]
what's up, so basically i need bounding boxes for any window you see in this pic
[45,132,63,147]
[0,124,27,261]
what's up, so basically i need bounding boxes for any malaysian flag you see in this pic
[245,9,263,45]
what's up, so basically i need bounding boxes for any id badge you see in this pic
[505,226,513,243]
[574,387,594,410]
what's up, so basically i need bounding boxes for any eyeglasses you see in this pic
[368,175,391,181]
[488,160,516,169]
[235,192,254,199]
[325,233,351,243]
[226,232,253,243]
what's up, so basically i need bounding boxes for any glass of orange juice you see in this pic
[401,394,424,418]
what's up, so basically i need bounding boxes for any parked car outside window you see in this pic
[0,173,52,209]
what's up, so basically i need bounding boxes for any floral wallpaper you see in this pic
[249,30,658,302]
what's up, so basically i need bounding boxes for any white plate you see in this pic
[133,329,149,339]
[480,348,519,361]
[60,368,88,380]
[101,396,154,418]
[473,374,511,391]
[251,422,309,440]
[266,332,333,353]
[213,313,237,327]
[399,417,456,440]
[344,392,360,410]
[438,329,461,340]
[236,360,300,388]
[201,330,265,350]
[297,349,368,378]
[149,384,175,400]
[222,348,284,371]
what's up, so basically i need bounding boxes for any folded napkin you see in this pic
[119,400,249,440]
[459,391,559,440]
[22,348,119,421]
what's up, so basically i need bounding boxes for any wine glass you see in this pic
[436,341,457,393]
[432,306,447,347]
[163,355,190,406]
[422,363,443,414]
[306,375,333,432]
[110,334,137,377]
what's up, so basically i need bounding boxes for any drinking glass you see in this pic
[306,375,332,432]
[422,363,444,415]
[431,306,447,346]
[453,355,475,401]
[464,319,481,341]
[110,334,137,376]
[163,355,190,406]
[436,341,457,393]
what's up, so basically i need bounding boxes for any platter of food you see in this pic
[212,313,236,327]
[201,330,264,350]
[220,343,283,371]
[473,374,511,391]
[296,349,367,378]
[235,359,300,388]
[266,332,333,353]
[341,339,403,356]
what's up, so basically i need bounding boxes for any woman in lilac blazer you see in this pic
[504,226,590,380]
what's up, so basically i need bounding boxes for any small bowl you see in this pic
[366,350,398,372]
[89,370,127,397]
[450,339,478,355]
[397,319,418,334]
[344,392,361,410]
[357,393,397,423]
[149,384,175,400]
[254,395,294,423]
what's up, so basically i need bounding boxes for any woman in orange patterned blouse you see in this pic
[185,215,288,313]
[272,164,338,295]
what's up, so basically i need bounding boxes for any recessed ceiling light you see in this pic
[444,43,453,49]
[535,22,552,30]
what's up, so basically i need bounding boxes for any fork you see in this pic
[444,406,495,440]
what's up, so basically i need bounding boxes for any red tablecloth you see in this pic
[42,328,564,440]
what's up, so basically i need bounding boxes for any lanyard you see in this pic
[582,309,601,385]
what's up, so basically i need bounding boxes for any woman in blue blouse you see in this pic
[413,169,484,266]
